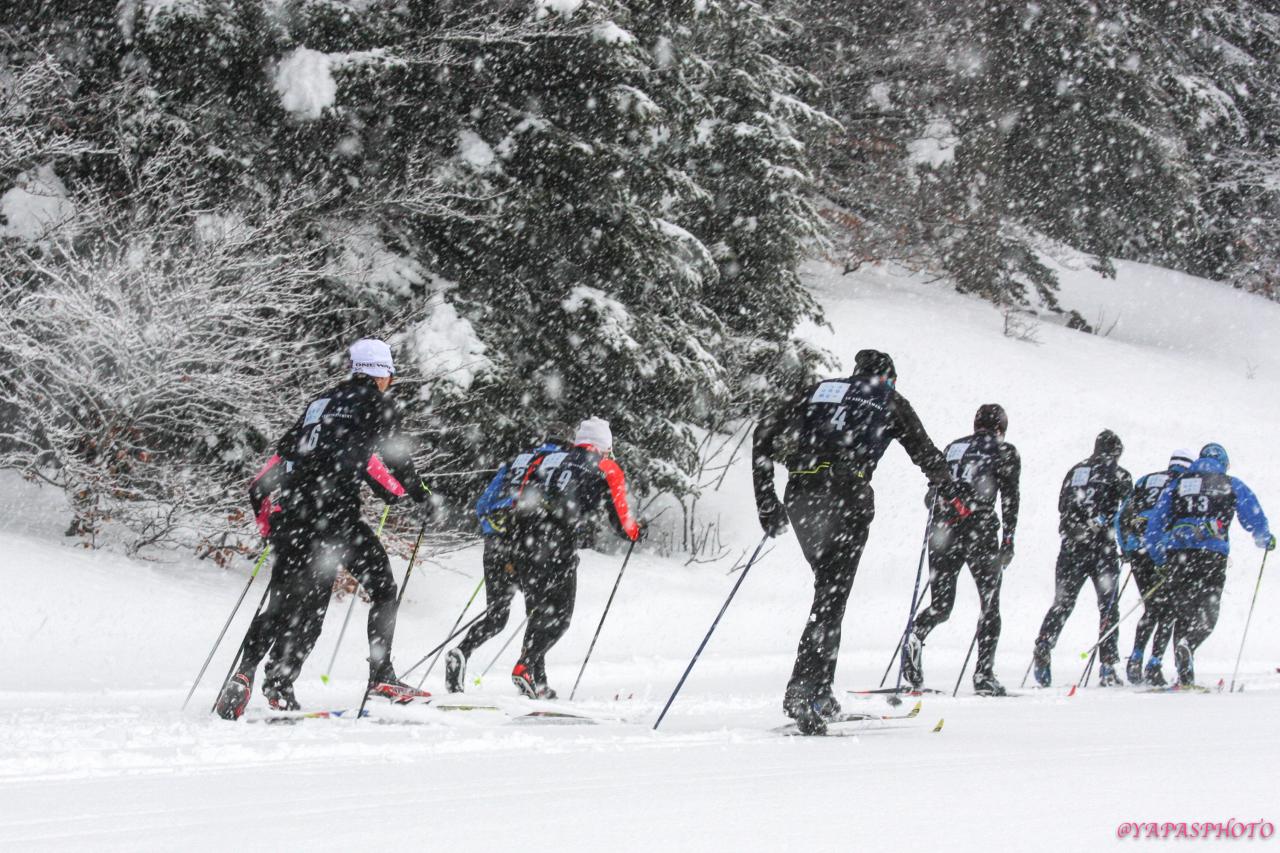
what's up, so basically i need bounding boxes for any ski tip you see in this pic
[1067,684,1077,697]
[1079,652,1089,660]
[931,718,944,733]
[906,700,922,718]
[320,675,330,685]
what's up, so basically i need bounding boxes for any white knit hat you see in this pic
[350,338,394,378]
[1169,448,1195,469]
[574,417,613,452]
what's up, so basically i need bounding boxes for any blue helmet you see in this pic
[1200,442,1230,470]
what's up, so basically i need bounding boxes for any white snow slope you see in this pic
[2,258,1279,852]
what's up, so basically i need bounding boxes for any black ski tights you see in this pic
[238,516,398,686]
[785,478,874,701]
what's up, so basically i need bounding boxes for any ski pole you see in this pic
[210,579,273,714]
[1229,551,1269,693]
[320,506,390,685]
[877,580,931,688]
[1078,570,1161,664]
[888,509,936,698]
[411,576,485,689]
[653,534,768,731]
[182,544,271,710]
[478,617,528,683]
[952,570,1003,698]
[570,539,638,701]
[1076,568,1132,688]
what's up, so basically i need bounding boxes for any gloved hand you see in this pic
[758,499,789,538]
[998,532,1014,569]
[634,519,650,543]
[1256,532,1276,552]
[935,479,972,519]
[256,499,280,538]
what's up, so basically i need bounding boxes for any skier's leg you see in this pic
[912,522,963,642]
[968,518,1004,681]
[784,482,872,706]
[345,520,399,679]
[1129,555,1157,658]
[1183,552,1227,654]
[516,525,575,690]
[1089,548,1122,666]
[264,535,337,687]
[458,536,517,658]
[1036,542,1088,651]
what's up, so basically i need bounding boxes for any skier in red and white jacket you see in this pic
[215,338,434,719]
[507,417,642,699]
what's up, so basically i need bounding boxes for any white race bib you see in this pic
[1179,478,1202,496]
[1070,467,1091,487]
[810,381,850,405]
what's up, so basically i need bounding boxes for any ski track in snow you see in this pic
[2,259,1278,851]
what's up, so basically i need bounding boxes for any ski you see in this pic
[1141,683,1211,694]
[773,700,922,736]
[847,687,947,696]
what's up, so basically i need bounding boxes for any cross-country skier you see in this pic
[1144,443,1273,686]
[215,339,434,720]
[752,349,963,735]
[443,426,571,693]
[902,403,1020,696]
[1116,448,1194,686]
[506,417,641,699]
[1032,430,1132,687]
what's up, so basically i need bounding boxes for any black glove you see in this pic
[634,519,650,543]
[758,499,789,538]
[998,532,1014,569]
[935,479,972,519]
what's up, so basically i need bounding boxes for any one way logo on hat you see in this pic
[350,338,395,378]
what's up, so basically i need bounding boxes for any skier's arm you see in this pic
[476,464,511,519]
[374,397,432,503]
[599,457,640,541]
[752,387,806,535]
[887,392,950,487]
[998,444,1021,540]
[364,453,411,503]
[1144,486,1173,561]
[1231,477,1273,547]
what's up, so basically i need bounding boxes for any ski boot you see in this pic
[900,632,924,689]
[262,679,300,712]
[813,692,842,719]
[1097,663,1122,687]
[444,648,467,694]
[973,672,1007,697]
[1126,651,1144,685]
[1174,640,1195,687]
[783,687,828,735]
[511,663,556,700]
[214,672,253,721]
[1144,656,1167,687]
[367,666,433,705]
[1032,642,1052,688]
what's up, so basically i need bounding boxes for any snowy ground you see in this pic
[2,258,1278,851]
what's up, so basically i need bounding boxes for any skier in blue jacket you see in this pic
[1115,448,1194,685]
[444,427,570,692]
[1144,443,1274,686]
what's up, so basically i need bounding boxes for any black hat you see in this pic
[974,404,1008,435]
[545,421,574,446]
[1094,429,1123,459]
[853,349,896,381]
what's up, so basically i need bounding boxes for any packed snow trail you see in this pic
[2,258,1278,851]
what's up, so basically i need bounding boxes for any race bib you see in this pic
[810,381,850,405]
[1070,467,1091,487]
[946,442,970,462]
[303,398,330,426]
[1178,478,1202,496]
